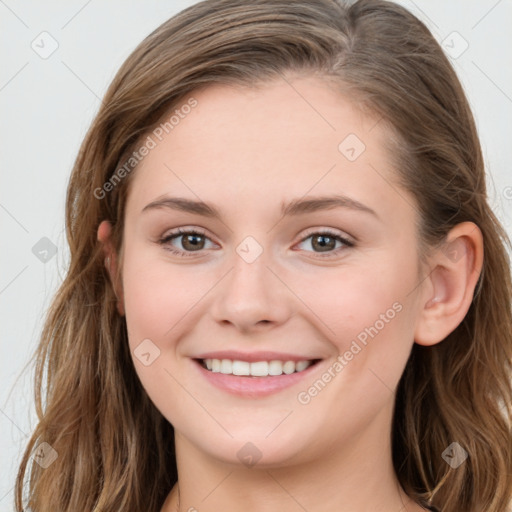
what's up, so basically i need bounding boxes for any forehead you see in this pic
[125,76,410,224]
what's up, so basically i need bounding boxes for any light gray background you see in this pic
[1,1,511,510]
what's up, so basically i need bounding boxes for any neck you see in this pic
[161,403,425,512]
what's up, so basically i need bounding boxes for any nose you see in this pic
[209,245,294,333]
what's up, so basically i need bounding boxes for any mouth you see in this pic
[192,355,323,398]
[195,358,321,377]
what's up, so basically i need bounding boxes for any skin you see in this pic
[97,75,483,512]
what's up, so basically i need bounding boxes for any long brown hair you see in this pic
[15,0,512,510]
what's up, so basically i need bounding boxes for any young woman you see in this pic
[15,0,512,511]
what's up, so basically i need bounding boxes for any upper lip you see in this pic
[194,350,321,363]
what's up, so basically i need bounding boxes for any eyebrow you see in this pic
[141,194,378,219]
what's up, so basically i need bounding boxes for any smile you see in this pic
[192,354,323,398]
[200,358,316,377]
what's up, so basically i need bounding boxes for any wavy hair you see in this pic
[15,0,512,510]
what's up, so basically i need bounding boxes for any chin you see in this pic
[195,429,312,469]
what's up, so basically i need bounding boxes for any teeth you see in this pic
[211,359,221,372]
[269,360,283,375]
[220,359,232,374]
[250,361,269,377]
[202,358,314,377]
[232,360,250,376]
[283,361,295,374]
[296,360,310,372]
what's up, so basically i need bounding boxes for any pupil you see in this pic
[184,234,203,250]
[314,235,334,252]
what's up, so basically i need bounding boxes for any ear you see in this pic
[414,221,484,346]
[97,220,125,316]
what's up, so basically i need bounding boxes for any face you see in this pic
[117,75,425,467]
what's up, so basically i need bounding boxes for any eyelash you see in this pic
[158,227,354,259]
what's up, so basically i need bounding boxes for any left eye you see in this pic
[295,231,353,256]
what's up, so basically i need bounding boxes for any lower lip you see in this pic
[193,359,321,398]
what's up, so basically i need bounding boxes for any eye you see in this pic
[157,227,354,259]
[158,227,217,257]
[295,229,354,258]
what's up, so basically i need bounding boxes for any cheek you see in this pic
[121,246,210,348]
[298,251,418,352]
[293,249,420,422]
[291,258,418,443]
[120,247,207,423]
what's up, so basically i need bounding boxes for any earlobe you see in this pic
[414,222,483,347]
[97,220,125,316]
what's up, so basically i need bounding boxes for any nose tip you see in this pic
[209,250,293,332]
